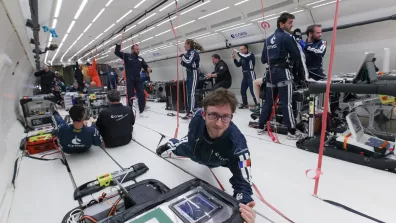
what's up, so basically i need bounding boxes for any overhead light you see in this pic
[77,33,84,40]
[67,20,76,33]
[157,16,177,27]
[54,0,63,17]
[290,9,304,14]
[190,32,211,39]
[62,34,69,43]
[198,7,229,19]
[93,8,105,23]
[138,13,157,24]
[112,34,121,40]
[74,0,88,20]
[132,34,139,38]
[44,52,49,65]
[195,33,218,40]
[135,41,141,44]
[104,23,115,32]
[122,45,132,50]
[155,29,171,37]
[215,22,245,32]
[235,0,249,6]
[181,0,210,15]
[88,39,95,45]
[125,25,136,32]
[84,23,92,33]
[140,27,155,35]
[251,14,276,22]
[141,37,153,42]
[174,20,195,29]
[134,0,147,8]
[105,0,113,7]
[52,19,58,29]
[95,33,104,40]
[116,10,132,23]
[306,0,326,6]
[256,17,278,23]
[159,0,178,12]
[221,23,252,32]
[313,0,342,8]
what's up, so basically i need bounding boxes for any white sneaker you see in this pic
[139,113,148,118]
[257,129,265,135]
[287,130,304,140]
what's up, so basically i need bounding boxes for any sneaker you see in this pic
[250,105,260,113]
[156,143,170,156]
[181,113,193,120]
[239,104,248,109]
[139,113,148,118]
[257,129,265,135]
[287,131,304,140]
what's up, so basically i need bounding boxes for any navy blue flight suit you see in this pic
[259,28,301,133]
[114,44,149,113]
[234,52,258,106]
[304,40,327,80]
[181,49,200,113]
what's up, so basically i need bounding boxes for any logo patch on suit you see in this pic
[270,36,276,44]
[236,193,243,200]
[138,58,142,61]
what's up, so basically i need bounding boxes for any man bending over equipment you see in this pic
[52,105,103,154]
[205,54,232,90]
[96,90,135,148]
[156,88,254,207]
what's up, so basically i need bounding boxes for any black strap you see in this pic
[11,155,65,188]
[323,199,385,223]
[167,113,176,117]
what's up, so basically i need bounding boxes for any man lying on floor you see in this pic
[52,105,103,154]
[156,88,256,212]
[96,90,135,148]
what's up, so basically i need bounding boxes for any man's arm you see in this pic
[141,58,151,73]
[114,44,125,59]
[251,54,256,68]
[306,40,327,56]
[34,70,43,77]
[253,79,263,100]
[285,35,301,63]
[212,62,229,78]
[228,146,253,204]
[234,58,242,67]
[95,112,104,134]
[261,41,268,64]
[92,128,103,147]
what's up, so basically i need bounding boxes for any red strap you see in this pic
[209,168,225,191]
[266,96,280,143]
[253,183,295,223]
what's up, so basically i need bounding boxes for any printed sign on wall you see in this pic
[230,31,251,39]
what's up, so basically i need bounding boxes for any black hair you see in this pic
[69,105,85,122]
[241,45,249,50]
[212,54,221,59]
[277,13,295,28]
[306,24,322,37]
[107,89,121,102]
[131,44,139,50]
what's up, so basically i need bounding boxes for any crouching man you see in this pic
[52,105,103,154]
[96,90,135,148]
[156,88,256,218]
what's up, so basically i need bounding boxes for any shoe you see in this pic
[181,113,193,120]
[139,113,148,118]
[144,105,150,111]
[257,129,265,135]
[250,105,260,113]
[239,104,248,109]
[287,130,304,140]
[156,143,170,156]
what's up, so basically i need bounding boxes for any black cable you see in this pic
[99,145,125,170]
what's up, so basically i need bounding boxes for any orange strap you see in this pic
[343,133,352,150]
[379,140,389,149]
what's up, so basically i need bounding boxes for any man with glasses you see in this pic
[156,88,255,213]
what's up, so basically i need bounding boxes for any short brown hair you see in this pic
[306,24,322,37]
[203,88,238,113]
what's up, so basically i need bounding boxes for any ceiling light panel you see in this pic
[52,19,58,29]
[159,0,178,12]
[198,7,229,20]
[125,25,136,32]
[140,27,155,35]
[215,22,245,32]
[174,20,195,29]
[67,20,76,33]
[180,1,211,15]
[84,23,92,33]
[141,37,153,42]
[62,34,68,43]
[134,0,147,8]
[190,32,211,39]
[235,0,249,6]
[306,0,326,6]
[221,23,252,32]
[105,0,113,7]
[195,33,218,40]
[74,0,88,20]
[312,0,342,8]
[104,23,115,32]
[112,34,121,40]
[93,8,105,23]
[116,10,132,23]
[291,9,304,14]
[138,13,157,24]
[95,33,104,40]
[157,16,177,27]
[155,30,171,37]
[54,0,63,18]
[251,13,276,21]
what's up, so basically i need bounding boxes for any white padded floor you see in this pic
[7,101,396,223]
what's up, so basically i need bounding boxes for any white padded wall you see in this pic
[0,3,35,222]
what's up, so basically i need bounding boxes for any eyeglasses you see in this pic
[207,112,233,123]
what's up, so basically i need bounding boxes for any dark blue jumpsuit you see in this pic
[259,28,301,133]
[234,52,258,106]
[181,49,200,113]
[114,44,149,113]
[304,40,327,80]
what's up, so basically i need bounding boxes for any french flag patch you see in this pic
[239,153,251,168]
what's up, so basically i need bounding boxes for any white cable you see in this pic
[67,209,82,223]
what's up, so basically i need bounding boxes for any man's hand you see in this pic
[180,54,184,58]
[147,67,152,73]
[205,73,213,79]
[240,201,256,223]
[232,54,236,60]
